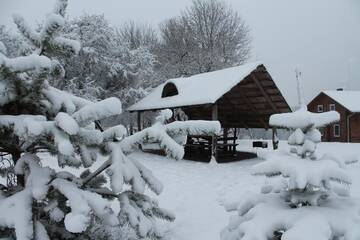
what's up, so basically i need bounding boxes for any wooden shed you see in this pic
[308,89,360,142]
[128,62,291,162]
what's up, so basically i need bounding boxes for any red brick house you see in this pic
[308,90,360,142]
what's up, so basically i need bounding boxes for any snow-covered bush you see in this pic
[221,106,360,240]
[0,1,220,239]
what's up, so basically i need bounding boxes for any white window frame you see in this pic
[317,105,324,112]
[329,104,336,111]
[334,124,340,137]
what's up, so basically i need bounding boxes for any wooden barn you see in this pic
[128,62,291,162]
[308,89,360,142]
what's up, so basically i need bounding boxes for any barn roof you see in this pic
[323,90,360,113]
[128,62,262,111]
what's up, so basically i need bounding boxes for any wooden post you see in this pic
[129,124,133,135]
[233,128,237,154]
[211,104,218,161]
[137,111,143,132]
[272,127,279,150]
[223,128,228,144]
[137,111,144,150]
[233,128,237,145]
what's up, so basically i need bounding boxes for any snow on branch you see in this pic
[131,157,163,195]
[53,0,68,17]
[166,120,221,136]
[12,13,41,47]
[34,221,50,240]
[118,191,175,239]
[41,13,65,41]
[0,54,52,73]
[14,153,54,200]
[252,152,351,193]
[270,107,340,130]
[120,122,185,160]
[0,189,33,240]
[106,143,147,194]
[102,125,127,142]
[50,36,81,55]
[0,115,46,137]
[72,97,122,126]
[221,193,360,240]
[0,41,7,55]
[121,110,220,160]
[55,112,79,135]
[51,178,118,233]
[42,86,92,114]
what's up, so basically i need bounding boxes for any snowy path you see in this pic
[133,153,264,240]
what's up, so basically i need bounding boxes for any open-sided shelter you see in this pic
[128,62,291,161]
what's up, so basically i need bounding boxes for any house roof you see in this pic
[128,62,262,111]
[323,90,360,113]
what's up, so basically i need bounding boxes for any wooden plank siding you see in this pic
[308,92,360,142]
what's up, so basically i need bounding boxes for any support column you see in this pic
[129,112,134,135]
[137,111,143,132]
[233,128,237,153]
[272,127,279,150]
[224,128,229,144]
[211,104,218,161]
[137,111,144,150]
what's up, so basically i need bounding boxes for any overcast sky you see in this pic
[1,0,360,107]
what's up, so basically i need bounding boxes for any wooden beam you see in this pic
[251,74,278,113]
[211,104,218,162]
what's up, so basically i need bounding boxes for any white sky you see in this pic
[1,0,360,107]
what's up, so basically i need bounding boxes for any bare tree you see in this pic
[158,0,251,78]
[116,21,159,50]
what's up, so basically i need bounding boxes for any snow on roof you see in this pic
[323,90,360,113]
[128,62,262,111]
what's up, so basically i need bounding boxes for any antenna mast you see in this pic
[295,67,304,108]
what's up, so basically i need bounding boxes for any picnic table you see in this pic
[184,135,238,159]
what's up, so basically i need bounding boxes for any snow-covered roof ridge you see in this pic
[322,90,360,113]
[128,61,262,111]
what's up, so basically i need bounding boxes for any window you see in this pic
[317,105,324,112]
[334,124,340,137]
[329,104,336,111]
[162,82,179,98]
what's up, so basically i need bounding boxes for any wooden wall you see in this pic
[350,114,360,142]
[307,92,355,142]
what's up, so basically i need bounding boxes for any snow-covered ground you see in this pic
[135,141,360,240]
[2,141,359,239]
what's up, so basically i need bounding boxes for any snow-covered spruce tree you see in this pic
[0,1,221,239]
[221,106,360,240]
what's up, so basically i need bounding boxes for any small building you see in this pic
[128,62,291,162]
[308,89,360,142]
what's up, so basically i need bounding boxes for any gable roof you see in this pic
[322,90,360,113]
[128,62,262,111]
